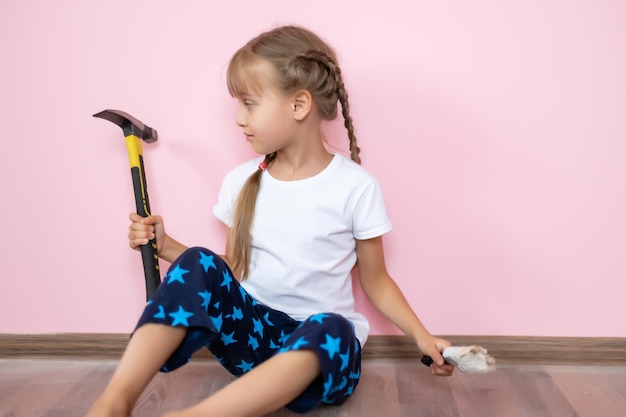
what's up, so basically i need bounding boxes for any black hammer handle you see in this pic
[130,162,160,299]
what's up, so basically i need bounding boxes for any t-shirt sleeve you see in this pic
[213,158,261,227]
[352,179,393,240]
[213,176,235,227]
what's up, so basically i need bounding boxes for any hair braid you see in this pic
[296,50,361,165]
[327,60,361,165]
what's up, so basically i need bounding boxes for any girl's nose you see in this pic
[236,105,247,127]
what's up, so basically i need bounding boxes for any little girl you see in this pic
[87,25,454,417]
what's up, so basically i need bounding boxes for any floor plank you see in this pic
[548,365,626,417]
[396,361,459,417]
[1,359,626,417]
[450,366,526,417]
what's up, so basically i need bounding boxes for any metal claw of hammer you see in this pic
[93,109,161,300]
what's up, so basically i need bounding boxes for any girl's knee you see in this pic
[169,247,230,277]
[324,313,354,330]
[157,247,232,298]
[305,313,356,338]
[177,247,225,267]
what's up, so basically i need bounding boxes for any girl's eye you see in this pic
[244,100,254,107]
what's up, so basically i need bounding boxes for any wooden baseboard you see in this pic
[364,335,626,365]
[1,334,624,365]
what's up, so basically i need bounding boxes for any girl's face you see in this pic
[235,61,297,155]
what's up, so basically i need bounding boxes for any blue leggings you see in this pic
[135,247,362,413]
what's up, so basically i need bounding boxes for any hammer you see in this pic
[93,109,160,300]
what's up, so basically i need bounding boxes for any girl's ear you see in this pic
[292,89,313,121]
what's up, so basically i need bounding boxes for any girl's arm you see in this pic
[129,214,234,272]
[355,236,454,376]
[128,213,188,264]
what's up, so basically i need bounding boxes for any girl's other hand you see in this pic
[418,335,455,377]
[128,213,166,255]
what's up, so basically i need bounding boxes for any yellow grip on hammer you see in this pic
[125,134,143,168]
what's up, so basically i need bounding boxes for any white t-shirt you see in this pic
[213,154,392,345]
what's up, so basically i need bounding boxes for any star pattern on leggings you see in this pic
[220,331,237,345]
[339,349,350,371]
[269,340,281,350]
[309,313,329,324]
[252,318,264,337]
[323,374,334,396]
[198,290,212,310]
[198,251,217,272]
[169,305,194,326]
[320,334,341,359]
[166,265,189,284]
[236,359,254,373]
[263,312,275,326]
[278,335,310,353]
[209,313,223,332]
[248,334,259,351]
[221,271,233,292]
[143,249,362,405]
[154,305,166,319]
[239,286,248,300]
[228,306,243,321]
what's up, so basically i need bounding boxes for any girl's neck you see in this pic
[269,140,333,181]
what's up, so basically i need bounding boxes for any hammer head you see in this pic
[93,109,158,143]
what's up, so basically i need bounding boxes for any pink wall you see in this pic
[1,1,624,337]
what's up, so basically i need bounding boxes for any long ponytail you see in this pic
[228,153,275,279]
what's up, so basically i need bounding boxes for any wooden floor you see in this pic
[1,358,625,417]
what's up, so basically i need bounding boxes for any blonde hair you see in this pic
[226,25,360,279]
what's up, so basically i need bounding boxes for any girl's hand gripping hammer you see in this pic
[93,109,161,300]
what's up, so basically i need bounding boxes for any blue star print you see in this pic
[221,271,232,292]
[320,334,342,359]
[263,312,275,326]
[339,350,350,371]
[239,286,248,300]
[153,305,166,319]
[220,331,237,346]
[279,336,309,353]
[236,359,254,373]
[230,307,243,321]
[209,313,223,333]
[252,318,264,337]
[323,374,334,396]
[269,340,281,350]
[169,306,194,326]
[291,336,309,350]
[198,251,217,272]
[248,334,259,351]
[166,265,189,284]
[309,313,330,324]
[334,376,348,394]
[198,290,212,310]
